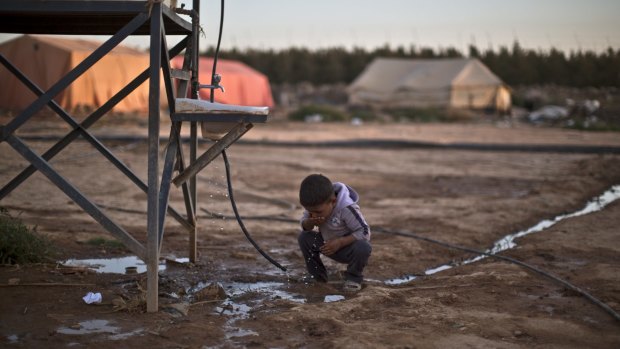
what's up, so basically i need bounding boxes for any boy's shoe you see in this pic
[342,280,362,293]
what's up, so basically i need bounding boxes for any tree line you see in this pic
[207,42,620,88]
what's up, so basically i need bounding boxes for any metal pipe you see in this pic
[5,135,146,259]
[172,123,253,187]
[146,1,163,313]
[0,39,192,229]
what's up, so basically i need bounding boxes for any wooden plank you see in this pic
[171,113,268,123]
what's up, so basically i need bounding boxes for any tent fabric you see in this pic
[0,35,274,114]
[0,35,151,113]
[171,56,274,108]
[348,57,511,112]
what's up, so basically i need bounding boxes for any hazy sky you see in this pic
[1,0,618,53]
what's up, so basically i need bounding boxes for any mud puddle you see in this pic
[61,256,189,274]
[56,319,144,340]
[196,280,346,344]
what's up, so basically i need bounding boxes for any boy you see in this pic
[297,174,371,292]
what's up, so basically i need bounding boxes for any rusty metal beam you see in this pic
[172,122,254,187]
[0,40,193,232]
[5,134,146,259]
[146,1,162,313]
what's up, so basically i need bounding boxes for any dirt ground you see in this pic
[1,115,620,348]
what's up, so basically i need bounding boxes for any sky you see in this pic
[1,0,619,54]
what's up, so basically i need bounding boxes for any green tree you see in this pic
[206,44,619,87]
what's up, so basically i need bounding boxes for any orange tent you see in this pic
[172,56,274,108]
[0,35,151,113]
[0,35,274,114]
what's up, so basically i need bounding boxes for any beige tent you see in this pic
[348,57,511,112]
[0,35,151,113]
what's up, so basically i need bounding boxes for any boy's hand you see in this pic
[302,216,325,231]
[308,216,325,226]
[320,238,343,256]
[321,235,356,256]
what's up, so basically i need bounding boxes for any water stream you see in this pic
[386,184,620,285]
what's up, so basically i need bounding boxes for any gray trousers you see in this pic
[298,230,371,283]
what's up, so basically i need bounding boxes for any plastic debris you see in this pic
[82,292,102,304]
[528,105,568,124]
[304,113,323,123]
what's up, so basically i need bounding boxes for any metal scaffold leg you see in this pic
[146,1,162,313]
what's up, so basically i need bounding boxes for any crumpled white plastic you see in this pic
[82,292,102,304]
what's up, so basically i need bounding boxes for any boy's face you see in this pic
[305,195,336,220]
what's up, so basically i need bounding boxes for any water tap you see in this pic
[199,74,225,92]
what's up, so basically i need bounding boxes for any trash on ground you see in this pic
[528,105,568,124]
[82,292,102,304]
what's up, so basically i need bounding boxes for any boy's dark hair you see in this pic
[299,174,334,207]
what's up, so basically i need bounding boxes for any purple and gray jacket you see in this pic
[301,182,371,242]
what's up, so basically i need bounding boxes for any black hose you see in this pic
[209,0,225,103]
[374,227,620,322]
[221,150,287,271]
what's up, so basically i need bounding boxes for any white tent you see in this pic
[348,58,511,112]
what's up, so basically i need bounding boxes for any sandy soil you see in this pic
[1,116,620,348]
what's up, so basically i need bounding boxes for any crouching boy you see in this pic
[297,174,371,292]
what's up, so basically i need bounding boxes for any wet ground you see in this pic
[1,117,620,348]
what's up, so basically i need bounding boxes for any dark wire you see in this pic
[222,150,287,271]
[209,0,225,103]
